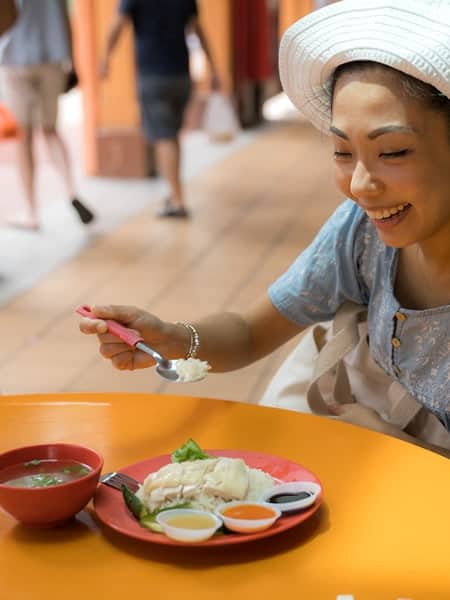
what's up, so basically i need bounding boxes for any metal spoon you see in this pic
[76,305,180,382]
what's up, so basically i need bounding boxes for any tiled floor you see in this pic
[0,91,259,305]
[0,109,342,404]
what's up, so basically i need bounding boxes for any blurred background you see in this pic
[67,0,312,178]
[0,0,342,401]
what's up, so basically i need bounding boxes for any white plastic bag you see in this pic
[203,92,240,142]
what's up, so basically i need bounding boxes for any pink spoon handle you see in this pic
[75,304,144,347]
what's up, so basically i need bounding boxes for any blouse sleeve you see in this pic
[268,200,370,326]
[119,0,135,16]
[189,0,199,17]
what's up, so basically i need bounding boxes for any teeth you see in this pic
[366,203,408,220]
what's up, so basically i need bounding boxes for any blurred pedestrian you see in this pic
[0,0,95,231]
[100,0,220,218]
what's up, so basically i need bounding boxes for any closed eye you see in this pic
[380,149,411,158]
[333,151,352,158]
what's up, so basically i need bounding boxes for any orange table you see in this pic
[0,393,449,600]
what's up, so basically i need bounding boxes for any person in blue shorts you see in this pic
[79,0,450,455]
[100,0,220,218]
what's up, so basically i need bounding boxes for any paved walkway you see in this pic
[0,91,258,306]
[0,118,339,402]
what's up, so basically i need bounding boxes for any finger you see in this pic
[79,317,108,335]
[99,341,131,359]
[110,350,136,371]
[109,348,153,371]
[96,332,128,344]
[90,305,141,325]
[99,342,155,368]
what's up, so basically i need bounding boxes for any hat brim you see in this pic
[279,0,450,134]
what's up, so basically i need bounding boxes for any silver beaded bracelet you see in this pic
[175,321,200,359]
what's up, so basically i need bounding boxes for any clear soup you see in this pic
[0,459,92,488]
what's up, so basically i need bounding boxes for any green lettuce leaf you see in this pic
[171,438,210,463]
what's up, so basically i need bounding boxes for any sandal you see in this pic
[71,198,95,224]
[157,199,189,219]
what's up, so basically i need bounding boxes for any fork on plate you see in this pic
[100,471,141,492]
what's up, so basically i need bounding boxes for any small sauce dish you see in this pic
[215,501,281,533]
[260,481,322,513]
[155,508,222,543]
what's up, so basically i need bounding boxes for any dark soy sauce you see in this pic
[268,491,313,504]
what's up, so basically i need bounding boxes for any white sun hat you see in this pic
[279,0,450,134]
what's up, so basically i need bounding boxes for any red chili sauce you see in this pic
[222,504,275,520]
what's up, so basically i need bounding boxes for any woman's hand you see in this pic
[78,305,188,371]
[328,402,394,435]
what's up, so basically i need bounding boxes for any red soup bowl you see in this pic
[0,443,103,528]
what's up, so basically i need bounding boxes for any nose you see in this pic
[350,160,381,198]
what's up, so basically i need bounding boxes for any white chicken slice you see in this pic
[142,461,184,495]
[148,487,170,505]
[141,458,217,501]
[180,458,217,488]
[146,485,184,508]
[203,457,249,500]
[181,484,199,498]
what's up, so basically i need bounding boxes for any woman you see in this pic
[0,0,95,230]
[78,0,449,454]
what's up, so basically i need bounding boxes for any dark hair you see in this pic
[330,61,450,136]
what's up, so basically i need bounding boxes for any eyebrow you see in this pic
[329,125,417,140]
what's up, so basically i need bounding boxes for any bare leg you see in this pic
[154,137,185,209]
[41,126,94,224]
[15,125,39,228]
[41,126,75,198]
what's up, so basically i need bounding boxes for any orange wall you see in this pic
[279,0,313,37]
[95,0,140,128]
[74,0,141,175]
[198,0,233,93]
[72,0,99,174]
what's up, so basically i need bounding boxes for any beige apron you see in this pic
[260,302,450,451]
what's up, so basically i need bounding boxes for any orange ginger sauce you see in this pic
[223,504,275,520]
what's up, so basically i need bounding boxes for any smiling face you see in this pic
[330,66,450,251]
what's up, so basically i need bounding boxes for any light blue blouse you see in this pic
[269,200,450,431]
[0,0,70,66]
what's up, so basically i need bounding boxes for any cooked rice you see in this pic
[175,358,210,382]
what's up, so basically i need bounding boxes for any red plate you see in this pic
[93,449,323,547]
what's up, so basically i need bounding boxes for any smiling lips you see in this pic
[365,202,411,220]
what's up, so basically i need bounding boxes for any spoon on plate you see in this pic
[75,305,180,382]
